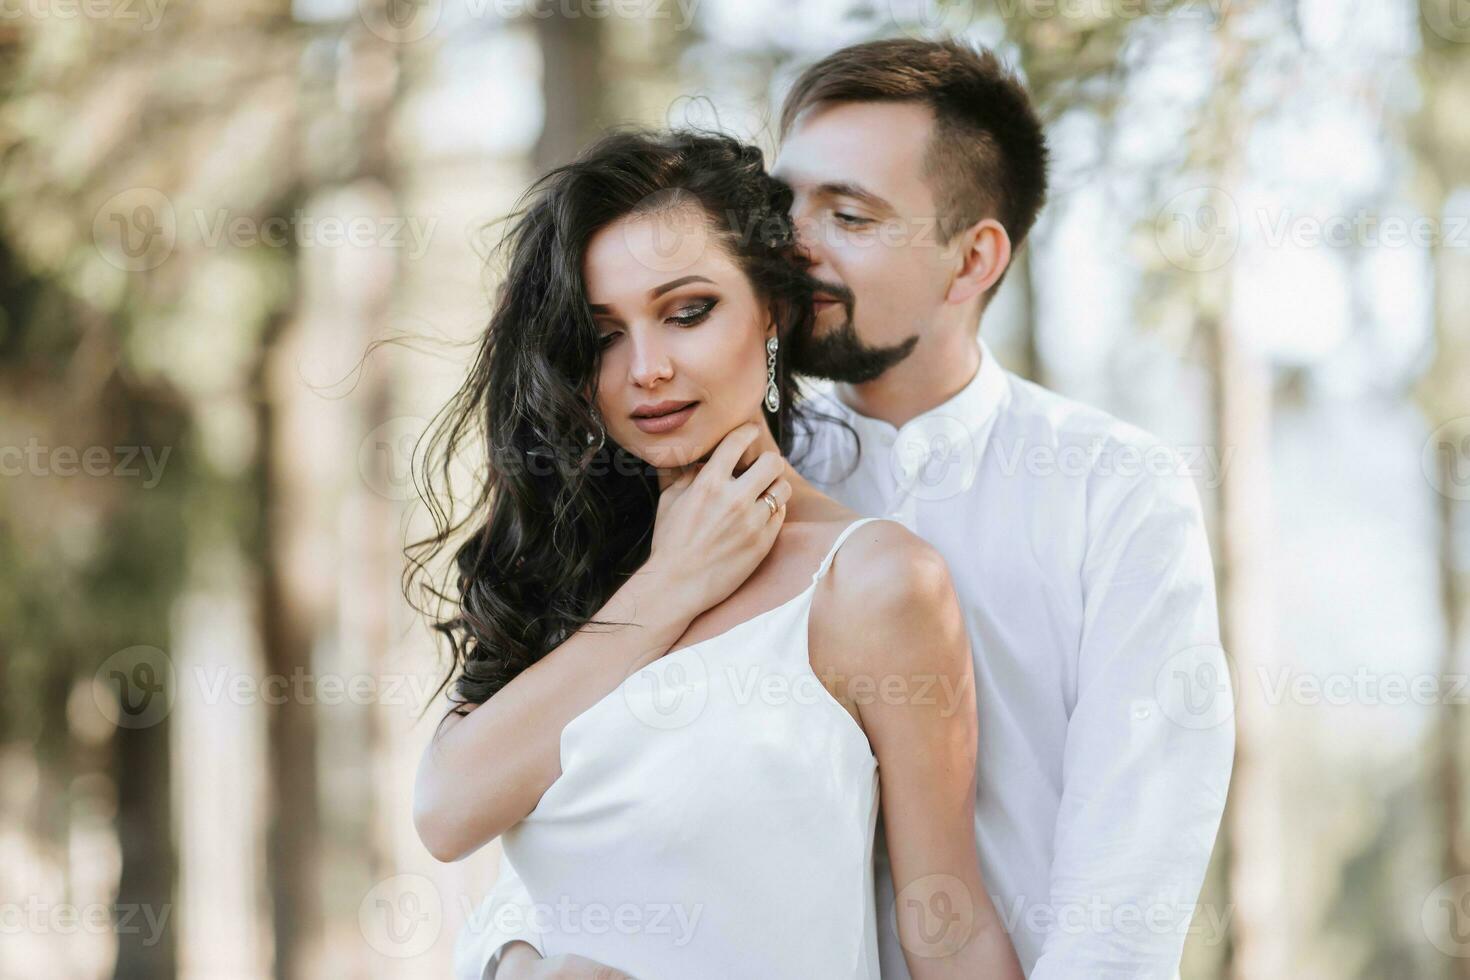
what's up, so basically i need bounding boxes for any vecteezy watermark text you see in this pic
[0,440,171,488]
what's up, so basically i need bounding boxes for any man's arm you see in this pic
[1029,450,1235,979]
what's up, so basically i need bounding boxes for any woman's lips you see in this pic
[632,402,699,434]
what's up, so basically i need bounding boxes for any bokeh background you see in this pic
[3,0,1470,977]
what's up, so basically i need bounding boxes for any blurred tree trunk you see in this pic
[107,376,190,980]
[1209,303,1283,980]
[1411,10,1470,976]
[255,281,321,980]
[532,0,611,173]
[111,713,177,979]
[341,22,408,887]
[1422,213,1470,980]
[1172,4,1288,978]
[1433,436,1469,974]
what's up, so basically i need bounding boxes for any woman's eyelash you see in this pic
[668,298,717,325]
[835,212,871,226]
[595,298,717,348]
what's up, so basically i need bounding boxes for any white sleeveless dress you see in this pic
[500,516,896,978]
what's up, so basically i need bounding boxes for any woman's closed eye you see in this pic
[667,297,717,326]
[833,212,872,227]
[597,298,718,348]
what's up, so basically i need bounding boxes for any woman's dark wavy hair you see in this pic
[407,128,859,714]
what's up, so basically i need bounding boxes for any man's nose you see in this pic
[792,213,819,258]
[792,214,831,276]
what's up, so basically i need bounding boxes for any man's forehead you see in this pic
[773,101,932,195]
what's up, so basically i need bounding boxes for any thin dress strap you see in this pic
[809,516,896,585]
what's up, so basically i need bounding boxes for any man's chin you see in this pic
[788,321,919,384]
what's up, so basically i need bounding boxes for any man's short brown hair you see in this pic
[779,38,1049,255]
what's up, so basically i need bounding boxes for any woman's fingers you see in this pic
[732,449,785,500]
[765,478,793,510]
[701,421,762,483]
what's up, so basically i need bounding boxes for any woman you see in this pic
[411,129,1021,979]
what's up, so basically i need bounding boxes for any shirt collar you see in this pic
[795,335,1011,494]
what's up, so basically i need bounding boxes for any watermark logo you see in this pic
[623,189,713,275]
[1155,644,1237,731]
[468,893,704,944]
[190,666,439,710]
[998,893,1234,946]
[990,436,1234,490]
[93,645,175,730]
[894,873,976,959]
[359,874,442,958]
[1422,0,1470,43]
[93,187,176,272]
[360,415,426,501]
[1154,186,1240,272]
[0,0,169,30]
[359,0,441,42]
[0,898,171,944]
[0,439,171,487]
[623,649,710,731]
[1256,666,1467,708]
[94,191,437,271]
[1423,417,1470,502]
[891,414,979,502]
[1423,875,1470,957]
[887,0,978,38]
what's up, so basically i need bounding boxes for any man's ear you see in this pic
[944,217,1012,306]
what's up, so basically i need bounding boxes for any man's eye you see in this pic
[668,298,717,326]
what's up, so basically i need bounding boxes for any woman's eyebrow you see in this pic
[649,274,715,298]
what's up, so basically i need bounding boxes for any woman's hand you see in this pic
[645,420,793,613]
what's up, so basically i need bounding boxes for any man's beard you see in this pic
[786,283,919,384]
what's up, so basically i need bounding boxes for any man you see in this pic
[457,37,1234,979]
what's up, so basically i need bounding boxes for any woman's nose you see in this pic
[629,335,674,388]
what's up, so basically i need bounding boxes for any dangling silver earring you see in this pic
[764,336,780,413]
[584,408,605,454]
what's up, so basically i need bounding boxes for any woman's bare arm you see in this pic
[414,561,705,861]
[414,422,792,862]
[823,526,1023,980]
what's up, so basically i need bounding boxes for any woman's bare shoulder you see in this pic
[810,519,964,674]
[828,519,952,604]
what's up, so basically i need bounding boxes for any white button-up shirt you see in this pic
[793,336,1234,979]
[456,336,1235,979]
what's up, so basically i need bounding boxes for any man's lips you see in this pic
[813,287,849,311]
